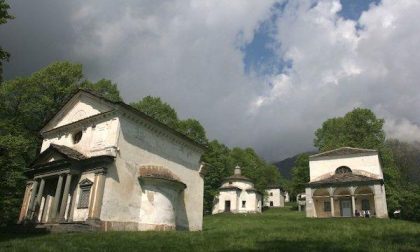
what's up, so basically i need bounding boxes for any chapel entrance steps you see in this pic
[35,222,101,233]
[13,221,101,233]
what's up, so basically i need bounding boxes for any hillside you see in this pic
[2,206,420,251]
[274,152,316,179]
[273,156,297,179]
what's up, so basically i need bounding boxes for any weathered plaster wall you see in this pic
[100,116,204,231]
[309,154,383,182]
[40,117,119,158]
[43,93,112,132]
[72,173,95,222]
[212,190,239,214]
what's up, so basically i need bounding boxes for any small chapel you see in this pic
[212,166,262,214]
[18,89,207,231]
[264,186,285,208]
[305,147,388,218]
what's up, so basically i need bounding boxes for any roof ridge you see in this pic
[310,146,377,158]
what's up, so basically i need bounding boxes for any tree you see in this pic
[177,119,208,146]
[82,79,122,102]
[130,96,209,145]
[314,108,385,152]
[130,96,179,128]
[290,153,310,198]
[386,139,420,184]
[201,140,232,213]
[0,0,14,82]
[0,61,122,225]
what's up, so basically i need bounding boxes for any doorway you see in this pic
[340,199,352,217]
[225,200,231,212]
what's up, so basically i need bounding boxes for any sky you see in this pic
[1,0,420,161]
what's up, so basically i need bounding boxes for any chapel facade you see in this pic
[305,147,388,218]
[212,166,262,214]
[18,90,207,231]
[264,186,285,208]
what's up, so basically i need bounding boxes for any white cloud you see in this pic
[248,0,420,159]
[3,0,420,161]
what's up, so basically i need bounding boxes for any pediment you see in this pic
[41,90,115,133]
[31,144,87,167]
[79,178,93,187]
[32,150,67,166]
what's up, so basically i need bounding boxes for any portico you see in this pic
[307,183,383,217]
[305,147,389,219]
[19,144,113,225]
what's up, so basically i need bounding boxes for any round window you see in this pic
[72,131,83,144]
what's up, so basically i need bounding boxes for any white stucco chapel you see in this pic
[212,166,262,214]
[18,90,207,231]
[305,147,388,218]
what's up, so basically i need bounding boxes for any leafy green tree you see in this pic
[130,96,208,145]
[0,61,122,225]
[0,0,14,82]
[130,96,179,128]
[290,153,310,198]
[177,119,208,145]
[0,135,32,225]
[201,140,232,213]
[386,139,420,184]
[314,108,385,152]
[82,79,122,102]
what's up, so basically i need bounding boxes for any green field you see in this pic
[1,206,420,251]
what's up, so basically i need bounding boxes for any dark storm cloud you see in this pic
[1,0,420,162]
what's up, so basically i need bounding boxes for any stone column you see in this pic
[33,178,45,220]
[26,180,38,220]
[328,187,335,217]
[350,186,356,217]
[88,171,107,223]
[58,174,72,222]
[19,182,34,223]
[87,174,99,219]
[50,174,64,221]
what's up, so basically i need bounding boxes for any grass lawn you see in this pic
[1,206,420,251]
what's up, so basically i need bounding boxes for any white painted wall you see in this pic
[309,153,383,182]
[212,180,262,214]
[264,188,284,207]
[42,93,112,132]
[100,116,204,231]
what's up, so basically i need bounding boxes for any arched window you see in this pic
[335,166,352,174]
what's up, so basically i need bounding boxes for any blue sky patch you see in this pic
[338,0,381,20]
[242,0,381,77]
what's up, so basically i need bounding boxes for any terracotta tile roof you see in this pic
[223,174,252,182]
[310,147,377,159]
[309,173,381,186]
[139,165,181,182]
[219,185,242,191]
[49,144,87,160]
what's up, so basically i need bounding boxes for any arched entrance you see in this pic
[312,188,331,217]
[334,187,353,217]
[354,186,375,216]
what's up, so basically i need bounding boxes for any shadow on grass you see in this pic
[0,224,50,243]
